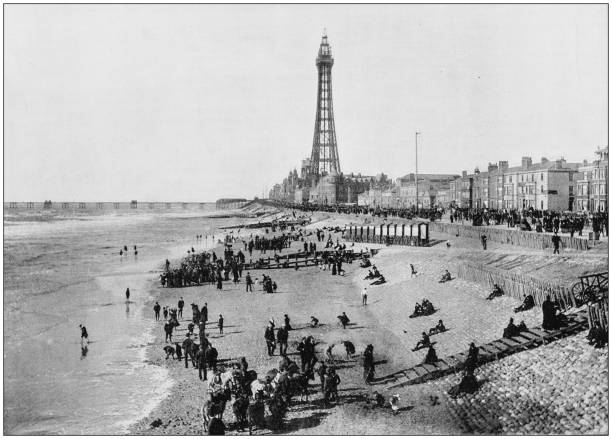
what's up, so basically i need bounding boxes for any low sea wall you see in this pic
[430,222,590,251]
[457,262,577,311]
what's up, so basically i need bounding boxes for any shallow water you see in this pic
[3,207,236,434]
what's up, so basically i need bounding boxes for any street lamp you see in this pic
[415,131,421,212]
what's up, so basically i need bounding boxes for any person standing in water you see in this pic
[125,287,130,301]
[79,324,89,343]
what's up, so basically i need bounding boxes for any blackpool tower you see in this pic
[309,32,341,178]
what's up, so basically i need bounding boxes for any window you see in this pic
[541,185,544,193]
[601,184,606,195]
[569,186,574,196]
[509,176,512,183]
[541,173,544,181]
[569,173,573,181]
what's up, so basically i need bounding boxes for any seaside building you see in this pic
[449,156,582,211]
[574,146,609,212]
[396,173,459,208]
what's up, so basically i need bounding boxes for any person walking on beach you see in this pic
[481,234,487,250]
[246,273,253,292]
[552,232,561,254]
[178,297,184,318]
[276,324,288,356]
[361,287,368,306]
[79,324,89,343]
[164,321,174,343]
[265,324,276,356]
[163,307,168,320]
[182,334,195,368]
[202,303,208,323]
[218,314,224,335]
[153,302,161,321]
[196,344,207,381]
[410,264,417,278]
[363,344,375,384]
[125,287,130,301]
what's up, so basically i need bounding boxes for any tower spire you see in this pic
[310,32,341,178]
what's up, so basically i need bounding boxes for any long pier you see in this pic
[4,201,214,211]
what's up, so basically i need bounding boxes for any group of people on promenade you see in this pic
[449,207,607,238]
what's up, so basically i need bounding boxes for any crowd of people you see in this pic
[141,205,609,434]
[449,207,608,238]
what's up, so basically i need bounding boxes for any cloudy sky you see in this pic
[4,4,607,202]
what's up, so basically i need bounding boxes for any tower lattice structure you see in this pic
[310,33,341,178]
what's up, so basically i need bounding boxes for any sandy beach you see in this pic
[129,210,608,435]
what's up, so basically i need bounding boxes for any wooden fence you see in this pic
[457,262,577,311]
[430,222,590,251]
[586,299,609,332]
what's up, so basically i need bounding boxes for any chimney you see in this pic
[521,156,532,169]
[555,159,566,169]
[498,161,508,171]
[487,162,498,173]
[541,157,549,164]
[583,160,588,166]
[474,167,480,174]
[462,170,467,178]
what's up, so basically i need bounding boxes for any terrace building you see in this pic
[575,146,609,212]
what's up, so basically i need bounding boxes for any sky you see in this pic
[4,4,608,202]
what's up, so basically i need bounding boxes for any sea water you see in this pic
[3,206,233,434]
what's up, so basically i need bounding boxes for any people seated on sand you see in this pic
[310,316,320,328]
[413,302,423,316]
[541,295,558,330]
[554,309,569,328]
[465,342,479,374]
[448,368,479,398]
[360,258,371,268]
[587,322,608,348]
[517,320,528,333]
[514,294,535,313]
[424,345,438,364]
[502,318,520,338]
[364,270,376,280]
[486,284,504,300]
[421,299,434,314]
[338,312,350,329]
[428,320,447,335]
[372,266,381,278]
[366,391,386,409]
[410,299,435,318]
[370,274,387,285]
[413,332,431,351]
[439,270,452,283]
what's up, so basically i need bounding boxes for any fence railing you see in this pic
[586,299,608,332]
[457,262,577,311]
[430,222,590,251]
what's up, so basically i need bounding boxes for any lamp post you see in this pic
[415,131,421,212]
